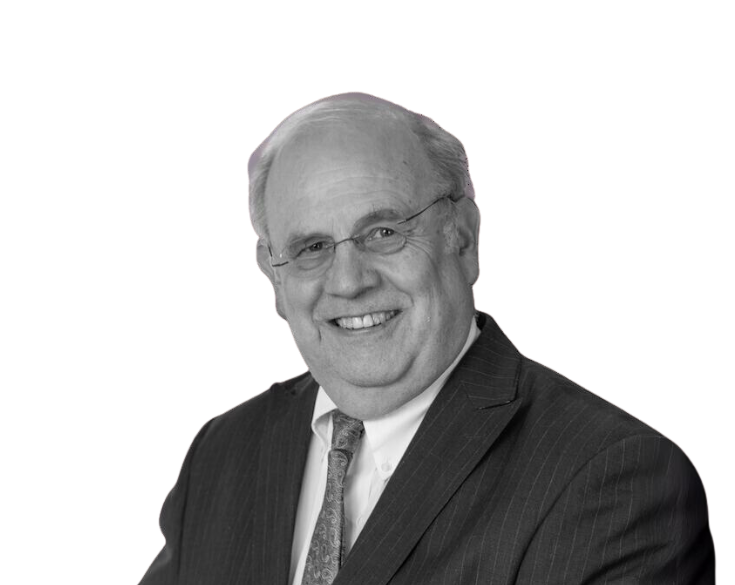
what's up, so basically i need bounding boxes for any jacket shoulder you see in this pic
[197,370,315,445]
[217,370,312,421]
[512,359,714,583]
[517,356,662,446]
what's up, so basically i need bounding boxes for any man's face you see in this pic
[260,113,478,419]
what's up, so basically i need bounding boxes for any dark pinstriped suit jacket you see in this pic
[140,312,715,584]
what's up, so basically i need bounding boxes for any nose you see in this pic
[322,239,380,298]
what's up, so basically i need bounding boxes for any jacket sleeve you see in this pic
[138,420,214,585]
[517,434,715,584]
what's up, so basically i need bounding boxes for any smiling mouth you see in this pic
[332,310,399,330]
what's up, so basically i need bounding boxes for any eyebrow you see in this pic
[353,207,405,230]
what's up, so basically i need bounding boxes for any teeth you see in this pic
[336,311,397,330]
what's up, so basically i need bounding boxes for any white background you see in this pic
[1,2,733,583]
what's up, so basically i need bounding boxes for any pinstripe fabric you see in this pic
[139,313,714,585]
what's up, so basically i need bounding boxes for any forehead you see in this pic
[264,115,437,244]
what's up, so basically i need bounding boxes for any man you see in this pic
[140,93,714,584]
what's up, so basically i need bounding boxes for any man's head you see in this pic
[249,93,480,420]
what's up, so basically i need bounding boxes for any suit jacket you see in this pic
[140,312,715,584]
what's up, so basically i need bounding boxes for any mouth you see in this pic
[332,310,399,330]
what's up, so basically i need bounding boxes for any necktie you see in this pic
[301,410,364,585]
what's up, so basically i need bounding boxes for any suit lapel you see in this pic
[252,374,318,585]
[334,313,523,585]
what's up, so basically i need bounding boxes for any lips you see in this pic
[333,310,398,330]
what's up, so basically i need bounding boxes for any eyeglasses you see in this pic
[268,194,455,277]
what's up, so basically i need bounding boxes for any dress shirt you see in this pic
[289,318,481,585]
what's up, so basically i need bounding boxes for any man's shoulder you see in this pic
[194,370,315,451]
[507,352,701,491]
[222,370,314,418]
[517,355,661,444]
[471,312,677,463]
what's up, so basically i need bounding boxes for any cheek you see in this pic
[403,249,455,300]
[280,280,321,323]
[417,260,468,318]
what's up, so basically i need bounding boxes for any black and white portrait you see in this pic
[1,2,732,584]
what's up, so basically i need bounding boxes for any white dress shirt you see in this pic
[289,318,480,585]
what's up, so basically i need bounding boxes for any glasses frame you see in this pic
[267,194,457,269]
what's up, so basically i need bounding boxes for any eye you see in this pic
[307,241,326,252]
[363,226,406,254]
[294,239,331,259]
[366,226,398,240]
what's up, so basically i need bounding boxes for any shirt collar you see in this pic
[312,317,481,480]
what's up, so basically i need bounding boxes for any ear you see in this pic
[453,197,480,285]
[256,240,287,319]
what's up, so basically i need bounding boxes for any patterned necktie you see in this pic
[301,410,364,585]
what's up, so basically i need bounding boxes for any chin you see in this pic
[311,354,407,387]
[333,365,404,389]
[314,361,430,421]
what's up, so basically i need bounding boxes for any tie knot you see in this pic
[330,410,364,455]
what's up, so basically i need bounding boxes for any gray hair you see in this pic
[248,93,475,241]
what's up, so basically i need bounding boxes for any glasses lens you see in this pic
[363,228,406,255]
[292,253,331,272]
[287,239,333,272]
